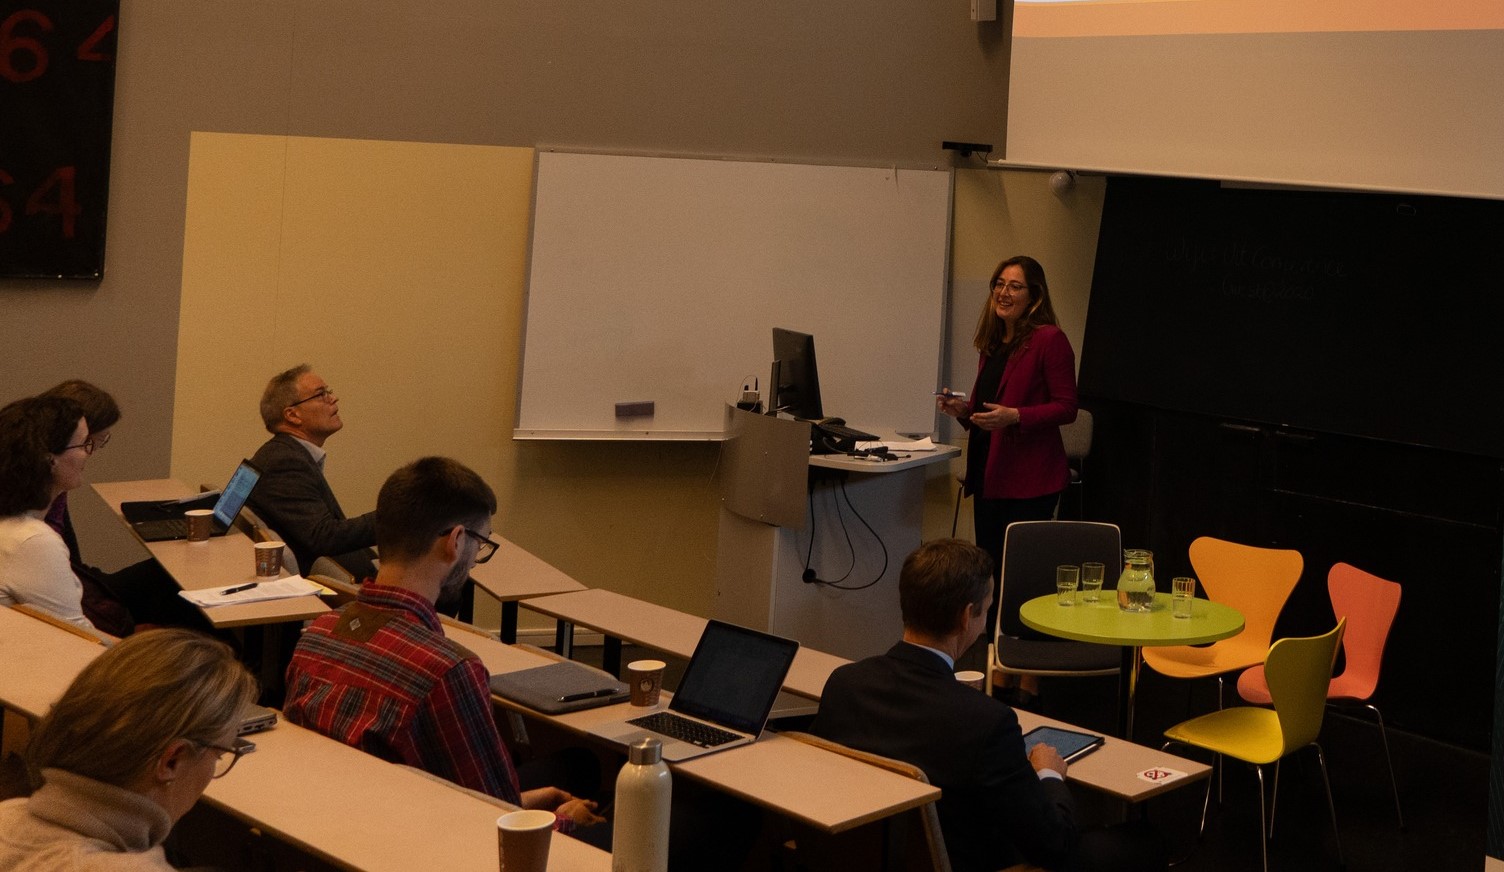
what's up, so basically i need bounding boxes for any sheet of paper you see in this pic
[179,575,325,607]
[855,436,937,452]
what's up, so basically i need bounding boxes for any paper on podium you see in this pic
[856,436,937,452]
[179,576,325,608]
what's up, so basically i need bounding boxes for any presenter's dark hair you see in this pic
[973,255,1059,358]
[0,396,85,515]
[259,363,312,432]
[41,380,121,433]
[899,539,994,637]
[376,456,497,562]
[27,628,257,789]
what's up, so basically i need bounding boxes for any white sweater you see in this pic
[0,512,94,630]
[0,769,174,871]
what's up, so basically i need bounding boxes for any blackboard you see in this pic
[516,152,952,439]
[1079,176,1504,458]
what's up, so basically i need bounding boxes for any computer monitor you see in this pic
[771,328,822,420]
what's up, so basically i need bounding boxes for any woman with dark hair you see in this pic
[0,629,258,869]
[38,381,120,562]
[0,396,98,630]
[938,256,1078,703]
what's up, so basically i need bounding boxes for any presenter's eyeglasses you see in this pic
[288,386,337,408]
[196,739,252,778]
[993,280,1030,296]
[462,528,500,564]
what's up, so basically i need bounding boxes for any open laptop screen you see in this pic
[671,620,798,736]
[212,461,261,529]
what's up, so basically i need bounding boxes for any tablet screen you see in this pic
[1022,725,1104,762]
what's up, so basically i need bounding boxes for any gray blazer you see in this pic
[248,433,377,579]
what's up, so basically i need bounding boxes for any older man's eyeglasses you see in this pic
[462,528,500,564]
[287,387,336,408]
[196,738,253,779]
[992,280,1030,296]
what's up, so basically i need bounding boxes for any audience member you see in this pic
[0,397,98,630]
[282,456,603,833]
[0,629,258,870]
[247,365,377,579]
[812,539,1165,872]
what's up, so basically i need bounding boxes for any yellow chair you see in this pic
[1163,619,1345,872]
[1142,537,1302,702]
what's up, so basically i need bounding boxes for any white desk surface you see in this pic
[90,480,330,628]
[442,622,936,834]
[1015,709,1212,803]
[204,721,609,872]
[469,537,587,603]
[0,606,606,871]
[808,443,960,475]
[519,588,850,701]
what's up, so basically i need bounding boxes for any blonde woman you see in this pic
[0,629,258,870]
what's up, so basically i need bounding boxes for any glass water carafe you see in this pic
[1117,549,1155,612]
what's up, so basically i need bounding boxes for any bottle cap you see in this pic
[628,737,663,765]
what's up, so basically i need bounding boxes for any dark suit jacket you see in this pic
[961,323,1078,500]
[811,642,1077,872]
[248,433,377,578]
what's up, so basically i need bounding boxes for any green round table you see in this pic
[1020,592,1244,739]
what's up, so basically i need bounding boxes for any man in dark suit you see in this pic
[247,365,378,579]
[811,539,1164,872]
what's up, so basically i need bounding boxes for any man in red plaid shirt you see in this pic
[282,456,603,831]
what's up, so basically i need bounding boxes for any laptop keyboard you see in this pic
[627,711,743,748]
[134,518,189,539]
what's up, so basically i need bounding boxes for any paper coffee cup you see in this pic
[254,541,284,578]
[185,509,214,542]
[627,659,666,707]
[954,670,986,691]
[496,809,553,872]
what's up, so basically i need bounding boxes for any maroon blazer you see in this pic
[961,324,1078,500]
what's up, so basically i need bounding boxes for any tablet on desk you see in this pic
[1023,725,1104,763]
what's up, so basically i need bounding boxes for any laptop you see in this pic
[586,620,798,761]
[120,459,261,542]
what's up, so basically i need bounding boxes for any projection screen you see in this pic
[1006,1,1504,198]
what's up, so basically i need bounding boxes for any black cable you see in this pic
[800,476,888,591]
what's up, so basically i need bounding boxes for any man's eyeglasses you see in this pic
[287,387,336,408]
[462,528,500,564]
[992,280,1030,296]
[196,738,252,779]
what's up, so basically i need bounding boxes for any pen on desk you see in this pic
[222,582,258,595]
[558,688,616,703]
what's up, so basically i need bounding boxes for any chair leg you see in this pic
[950,483,963,537]
[1254,764,1269,872]
[1363,702,1405,829]
[1268,759,1281,837]
[1313,742,1344,868]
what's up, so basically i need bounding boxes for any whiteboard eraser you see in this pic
[615,401,655,418]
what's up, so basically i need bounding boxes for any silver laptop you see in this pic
[586,620,798,761]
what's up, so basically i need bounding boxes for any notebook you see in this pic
[585,620,798,762]
[120,459,261,542]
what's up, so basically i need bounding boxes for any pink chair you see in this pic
[1236,562,1404,827]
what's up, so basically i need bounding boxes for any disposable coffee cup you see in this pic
[954,670,985,691]
[627,659,666,707]
[496,809,553,872]
[254,541,284,578]
[185,509,214,542]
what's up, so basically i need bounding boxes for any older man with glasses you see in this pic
[247,364,379,581]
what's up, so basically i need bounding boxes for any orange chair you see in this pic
[1236,562,1403,827]
[1142,537,1302,704]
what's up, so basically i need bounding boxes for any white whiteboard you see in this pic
[516,152,952,439]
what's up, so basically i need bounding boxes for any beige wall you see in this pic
[3,3,1093,621]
